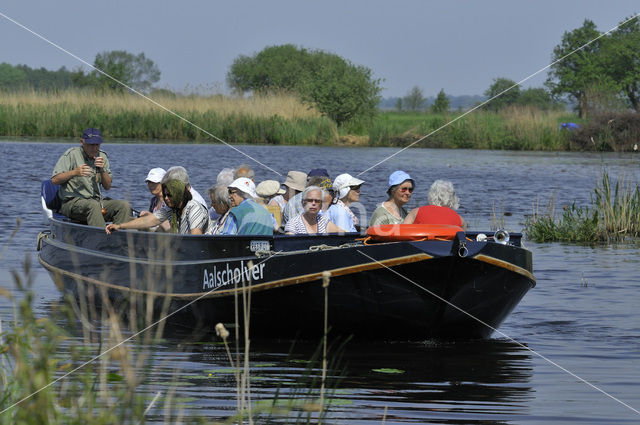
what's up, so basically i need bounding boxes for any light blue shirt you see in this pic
[327,203,356,232]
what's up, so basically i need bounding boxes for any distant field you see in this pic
[0,90,579,149]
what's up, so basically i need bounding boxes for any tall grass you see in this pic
[525,172,640,243]
[1,90,589,149]
[368,107,573,150]
[0,89,338,144]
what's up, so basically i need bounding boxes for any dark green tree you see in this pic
[0,63,27,89]
[600,16,640,111]
[431,89,450,113]
[227,44,381,125]
[394,97,403,111]
[227,44,311,93]
[484,77,520,111]
[91,50,160,93]
[517,87,561,110]
[545,19,605,118]
[403,86,425,111]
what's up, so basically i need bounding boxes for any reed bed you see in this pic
[525,172,640,243]
[0,89,338,144]
[1,90,585,149]
[367,107,573,150]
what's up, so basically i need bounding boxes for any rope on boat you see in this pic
[254,241,364,258]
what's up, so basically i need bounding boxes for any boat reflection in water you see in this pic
[37,214,535,340]
[167,337,534,423]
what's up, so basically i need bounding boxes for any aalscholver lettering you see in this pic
[202,261,266,290]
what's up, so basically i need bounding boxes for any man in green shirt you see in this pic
[51,128,131,227]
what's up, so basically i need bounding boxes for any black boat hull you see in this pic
[37,218,535,339]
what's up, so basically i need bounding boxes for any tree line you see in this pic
[0,50,160,93]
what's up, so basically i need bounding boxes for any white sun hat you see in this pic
[332,173,365,199]
[145,168,166,183]
[228,177,258,198]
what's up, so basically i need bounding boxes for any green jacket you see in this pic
[52,146,111,202]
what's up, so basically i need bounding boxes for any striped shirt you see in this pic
[153,199,210,234]
[285,213,329,234]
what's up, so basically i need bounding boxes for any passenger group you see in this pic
[51,128,466,237]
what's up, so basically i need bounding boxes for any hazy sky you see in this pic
[1,1,638,97]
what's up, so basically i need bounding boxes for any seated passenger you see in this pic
[256,180,285,229]
[327,173,365,232]
[164,166,208,208]
[51,128,131,226]
[209,167,235,221]
[403,180,466,229]
[233,163,255,181]
[220,178,275,235]
[208,184,232,235]
[138,167,170,232]
[285,186,344,235]
[106,179,210,235]
[282,169,331,226]
[369,170,415,226]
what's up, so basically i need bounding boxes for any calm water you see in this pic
[1,140,640,424]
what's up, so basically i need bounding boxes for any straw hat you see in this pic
[283,171,307,192]
[256,180,286,198]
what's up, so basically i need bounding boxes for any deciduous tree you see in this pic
[600,16,640,112]
[227,44,381,125]
[431,89,450,113]
[484,78,520,111]
[91,50,160,93]
[545,19,605,118]
[403,86,425,111]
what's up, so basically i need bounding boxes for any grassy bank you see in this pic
[0,90,591,149]
[525,172,640,243]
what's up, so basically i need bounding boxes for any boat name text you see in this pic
[202,261,266,290]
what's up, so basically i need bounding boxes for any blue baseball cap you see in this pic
[81,128,103,144]
[388,170,414,188]
[307,168,330,178]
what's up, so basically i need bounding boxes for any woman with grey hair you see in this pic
[208,184,233,234]
[285,186,344,234]
[403,179,466,229]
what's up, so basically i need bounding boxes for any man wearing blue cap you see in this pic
[51,128,131,227]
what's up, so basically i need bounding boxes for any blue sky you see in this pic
[1,1,637,97]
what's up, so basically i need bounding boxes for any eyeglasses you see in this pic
[304,198,322,204]
[228,188,238,195]
[398,186,414,193]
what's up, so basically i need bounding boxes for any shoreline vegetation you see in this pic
[525,171,640,243]
[1,90,637,151]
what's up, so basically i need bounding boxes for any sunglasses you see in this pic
[304,198,322,204]
[398,186,414,193]
[350,185,362,192]
[228,188,238,195]
[163,192,172,198]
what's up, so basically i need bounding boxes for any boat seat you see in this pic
[40,180,68,223]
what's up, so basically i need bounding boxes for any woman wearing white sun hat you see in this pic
[327,173,364,232]
[139,167,170,232]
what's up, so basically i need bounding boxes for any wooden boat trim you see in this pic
[474,254,535,282]
[39,252,433,299]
